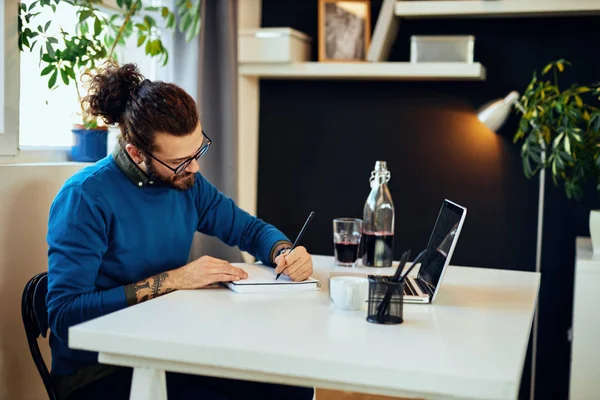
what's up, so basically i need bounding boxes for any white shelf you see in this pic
[239,62,486,81]
[395,0,600,18]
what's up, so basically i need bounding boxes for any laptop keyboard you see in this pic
[404,278,417,296]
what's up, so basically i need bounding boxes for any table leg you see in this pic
[129,367,167,400]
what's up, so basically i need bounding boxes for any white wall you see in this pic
[0,163,86,400]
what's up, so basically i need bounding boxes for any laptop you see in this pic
[402,199,467,304]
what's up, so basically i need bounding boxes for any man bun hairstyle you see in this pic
[82,60,199,152]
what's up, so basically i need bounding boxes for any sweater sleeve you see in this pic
[194,173,291,266]
[46,186,128,342]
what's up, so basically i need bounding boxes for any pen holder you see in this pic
[366,276,404,325]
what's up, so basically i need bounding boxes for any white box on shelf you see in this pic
[238,28,312,63]
[410,35,474,63]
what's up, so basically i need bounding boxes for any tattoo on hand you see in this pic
[124,272,176,306]
[151,272,168,297]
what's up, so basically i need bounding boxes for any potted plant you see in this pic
[17,0,201,162]
[514,59,600,250]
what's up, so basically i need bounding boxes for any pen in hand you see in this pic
[275,211,315,280]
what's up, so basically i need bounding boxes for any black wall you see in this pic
[256,2,600,399]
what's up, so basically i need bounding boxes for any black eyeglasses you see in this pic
[146,131,212,175]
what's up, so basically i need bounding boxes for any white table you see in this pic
[569,237,600,399]
[69,256,540,400]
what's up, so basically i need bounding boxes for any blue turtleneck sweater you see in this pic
[46,151,290,375]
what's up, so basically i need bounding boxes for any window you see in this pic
[18,1,172,148]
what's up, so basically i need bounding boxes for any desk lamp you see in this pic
[477,91,544,400]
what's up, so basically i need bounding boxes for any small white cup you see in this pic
[330,276,369,311]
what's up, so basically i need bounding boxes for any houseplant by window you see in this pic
[17,0,201,162]
[513,59,600,250]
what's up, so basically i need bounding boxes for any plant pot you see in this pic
[589,210,600,254]
[71,125,108,162]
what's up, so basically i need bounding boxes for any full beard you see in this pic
[144,157,196,191]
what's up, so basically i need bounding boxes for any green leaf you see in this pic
[529,150,541,164]
[575,95,583,107]
[564,135,571,155]
[79,10,92,22]
[556,153,565,169]
[524,156,533,177]
[181,12,193,34]
[167,13,175,29]
[557,62,564,72]
[48,70,58,88]
[583,110,591,121]
[44,20,51,32]
[135,23,147,31]
[117,0,124,7]
[591,112,600,132]
[560,150,574,163]
[46,41,55,59]
[40,65,54,76]
[555,103,563,114]
[94,17,102,36]
[66,68,76,80]
[60,68,69,85]
[80,20,89,35]
[553,132,565,149]
[187,13,200,42]
[51,4,56,12]
[150,39,161,55]
[144,15,156,28]
[577,86,591,93]
[137,34,146,47]
[162,7,169,17]
[542,63,553,75]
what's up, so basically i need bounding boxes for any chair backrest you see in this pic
[21,272,58,400]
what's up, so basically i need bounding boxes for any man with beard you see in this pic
[46,62,314,400]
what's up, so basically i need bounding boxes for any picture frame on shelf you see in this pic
[318,0,371,62]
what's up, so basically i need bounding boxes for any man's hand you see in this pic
[172,256,248,289]
[274,246,313,281]
[124,256,248,305]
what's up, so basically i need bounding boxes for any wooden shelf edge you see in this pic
[394,0,600,19]
[239,62,486,81]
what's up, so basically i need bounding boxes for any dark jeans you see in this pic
[65,367,314,400]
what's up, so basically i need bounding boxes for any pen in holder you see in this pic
[366,275,404,325]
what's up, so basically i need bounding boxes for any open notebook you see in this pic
[223,263,321,293]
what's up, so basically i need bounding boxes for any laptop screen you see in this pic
[417,200,466,295]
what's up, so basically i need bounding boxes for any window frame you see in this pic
[0,1,20,156]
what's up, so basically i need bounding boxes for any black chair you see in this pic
[22,272,59,400]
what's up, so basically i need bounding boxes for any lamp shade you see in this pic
[477,91,520,132]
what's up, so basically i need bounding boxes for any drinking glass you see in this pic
[333,218,362,267]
